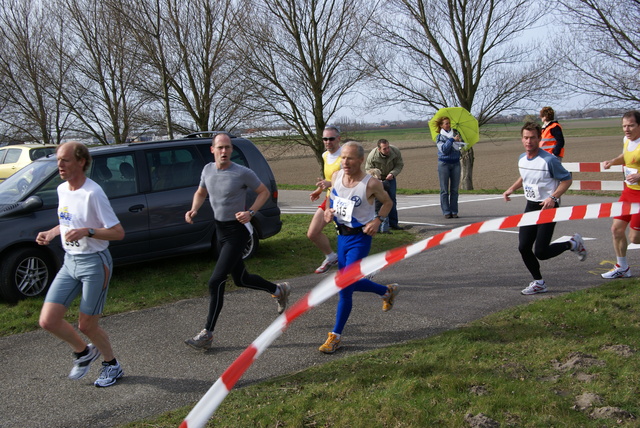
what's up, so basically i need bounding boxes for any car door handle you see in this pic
[129,204,145,213]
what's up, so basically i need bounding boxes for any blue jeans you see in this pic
[385,178,398,227]
[438,161,460,215]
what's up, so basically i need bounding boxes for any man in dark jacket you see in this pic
[365,139,404,230]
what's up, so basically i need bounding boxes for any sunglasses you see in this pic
[322,137,337,141]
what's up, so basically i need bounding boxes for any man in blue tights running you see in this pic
[319,141,399,354]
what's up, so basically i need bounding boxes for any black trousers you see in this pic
[518,200,571,280]
[205,220,277,331]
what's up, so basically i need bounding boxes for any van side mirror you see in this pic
[0,195,44,218]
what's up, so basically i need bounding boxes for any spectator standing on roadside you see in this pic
[366,167,390,233]
[365,138,404,230]
[37,142,126,387]
[318,141,399,354]
[540,106,565,160]
[600,111,640,279]
[503,122,587,295]
[308,126,342,274]
[435,116,465,218]
[184,133,291,350]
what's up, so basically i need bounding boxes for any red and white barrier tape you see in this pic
[563,162,623,191]
[562,162,622,173]
[180,201,640,428]
[570,180,623,191]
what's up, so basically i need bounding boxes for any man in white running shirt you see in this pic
[37,142,125,387]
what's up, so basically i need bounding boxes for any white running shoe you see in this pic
[315,257,338,274]
[69,344,101,380]
[570,233,587,261]
[521,281,547,295]
[94,362,124,387]
[601,264,631,279]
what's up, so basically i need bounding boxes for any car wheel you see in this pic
[0,248,54,303]
[242,233,259,260]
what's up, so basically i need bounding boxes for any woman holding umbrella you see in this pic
[434,116,466,218]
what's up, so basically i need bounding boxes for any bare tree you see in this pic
[56,0,150,145]
[164,0,252,133]
[113,0,252,136]
[556,0,640,106]
[0,0,73,144]
[237,0,378,170]
[110,0,176,138]
[371,0,554,189]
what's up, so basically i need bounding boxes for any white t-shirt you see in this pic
[57,178,120,255]
[518,149,572,202]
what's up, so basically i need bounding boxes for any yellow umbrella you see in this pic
[429,107,479,149]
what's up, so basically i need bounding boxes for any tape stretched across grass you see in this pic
[180,201,639,428]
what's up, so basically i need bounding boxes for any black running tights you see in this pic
[518,201,571,280]
[205,221,277,331]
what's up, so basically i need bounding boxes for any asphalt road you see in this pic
[0,191,628,427]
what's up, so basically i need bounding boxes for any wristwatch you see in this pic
[248,209,255,217]
[376,215,387,222]
[88,228,96,238]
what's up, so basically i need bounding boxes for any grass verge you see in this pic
[124,280,640,427]
[0,214,415,337]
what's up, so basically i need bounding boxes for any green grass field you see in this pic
[125,280,640,427]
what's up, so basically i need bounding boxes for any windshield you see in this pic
[0,158,59,203]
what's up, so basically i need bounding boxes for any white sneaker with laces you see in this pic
[601,264,631,279]
[521,280,547,295]
[570,233,587,261]
[69,344,101,380]
[94,362,124,387]
[315,256,338,274]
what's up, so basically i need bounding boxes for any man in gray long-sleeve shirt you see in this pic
[365,139,404,230]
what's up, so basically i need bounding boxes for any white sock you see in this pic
[326,252,337,262]
[332,332,341,339]
[617,257,628,269]
[535,279,545,285]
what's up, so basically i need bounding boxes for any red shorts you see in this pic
[318,197,328,211]
[615,186,640,230]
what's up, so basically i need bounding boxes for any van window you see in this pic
[33,171,64,207]
[90,154,138,198]
[146,147,204,191]
[196,143,248,167]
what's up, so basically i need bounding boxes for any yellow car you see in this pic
[0,144,57,182]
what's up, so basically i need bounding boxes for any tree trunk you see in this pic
[460,147,474,190]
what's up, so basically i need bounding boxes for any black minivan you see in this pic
[0,132,281,302]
